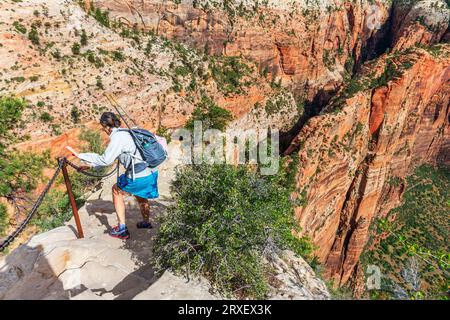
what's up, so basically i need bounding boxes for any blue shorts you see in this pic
[117,171,159,199]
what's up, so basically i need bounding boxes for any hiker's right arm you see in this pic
[77,135,122,168]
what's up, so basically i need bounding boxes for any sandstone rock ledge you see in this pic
[265,249,330,300]
[0,168,217,300]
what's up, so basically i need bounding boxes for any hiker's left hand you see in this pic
[77,164,91,171]
[65,146,79,157]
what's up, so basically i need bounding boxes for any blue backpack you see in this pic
[120,128,167,172]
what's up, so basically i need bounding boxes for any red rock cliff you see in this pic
[286,46,449,286]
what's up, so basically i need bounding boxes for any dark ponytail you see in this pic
[100,112,121,128]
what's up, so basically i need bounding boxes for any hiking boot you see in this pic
[136,221,153,229]
[109,226,130,239]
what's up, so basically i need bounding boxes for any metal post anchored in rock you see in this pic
[59,157,84,239]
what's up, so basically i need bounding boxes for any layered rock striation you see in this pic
[287,45,449,286]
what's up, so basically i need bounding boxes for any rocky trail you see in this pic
[4,0,446,300]
[0,159,218,300]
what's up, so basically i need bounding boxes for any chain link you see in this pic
[0,157,119,252]
[65,158,119,178]
[0,159,64,252]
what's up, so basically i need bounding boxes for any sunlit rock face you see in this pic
[1,0,297,149]
[287,48,449,286]
[282,0,449,287]
[93,0,392,100]
[1,0,449,294]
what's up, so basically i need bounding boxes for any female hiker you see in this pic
[65,112,158,239]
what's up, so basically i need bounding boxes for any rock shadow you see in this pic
[0,244,87,299]
[84,197,168,299]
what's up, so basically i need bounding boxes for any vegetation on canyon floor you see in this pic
[361,165,449,300]
[329,46,420,113]
[185,95,233,131]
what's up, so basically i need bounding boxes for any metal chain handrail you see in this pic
[0,157,118,252]
[0,158,64,251]
[65,158,119,178]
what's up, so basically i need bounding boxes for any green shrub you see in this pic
[345,78,366,97]
[0,96,25,140]
[70,106,80,123]
[34,128,106,230]
[10,76,25,83]
[0,150,51,198]
[112,50,125,61]
[211,56,252,96]
[174,65,190,77]
[264,92,290,115]
[153,163,314,299]
[51,49,61,60]
[96,76,104,90]
[28,27,40,45]
[39,112,53,122]
[418,43,446,58]
[13,21,27,34]
[71,42,81,55]
[260,66,269,78]
[361,165,450,299]
[0,99,106,238]
[79,127,104,154]
[33,166,100,231]
[156,125,171,144]
[85,51,104,68]
[185,95,232,131]
[0,204,8,236]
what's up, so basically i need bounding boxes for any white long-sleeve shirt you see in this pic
[78,127,155,179]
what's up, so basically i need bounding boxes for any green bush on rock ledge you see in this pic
[153,163,314,299]
[0,204,8,236]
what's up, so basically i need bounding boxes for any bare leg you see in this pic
[135,196,150,222]
[112,183,126,225]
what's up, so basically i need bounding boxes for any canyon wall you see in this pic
[287,47,449,286]
[98,0,449,286]
[283,0,450,286]
[2,0,449,291]
[92,0,391,101]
